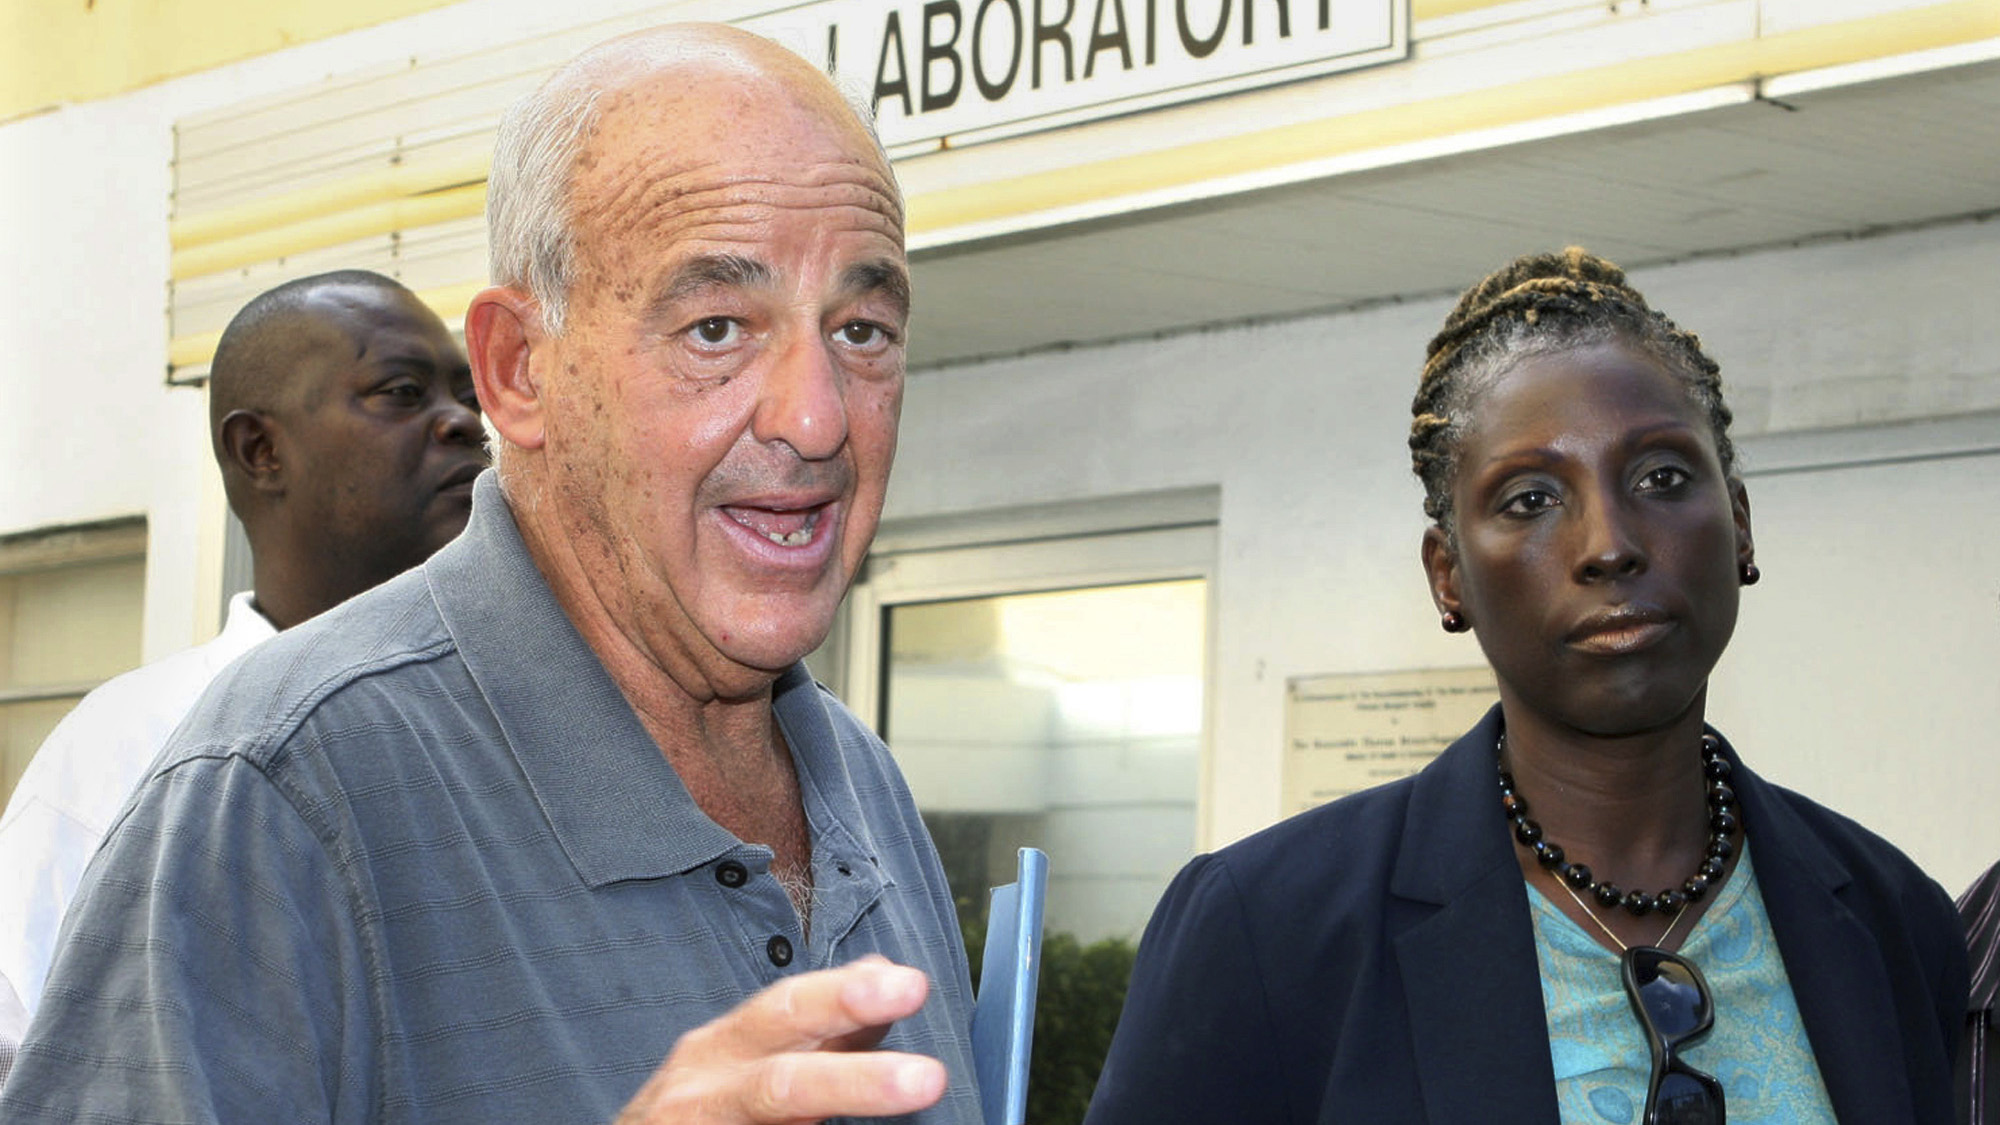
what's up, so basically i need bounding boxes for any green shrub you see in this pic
[964,911,1137,1125]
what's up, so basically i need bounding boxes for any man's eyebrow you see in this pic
[658,254,775,305]
[841,258,911,318]
[366,344,438,370]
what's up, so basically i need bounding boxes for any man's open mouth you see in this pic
[723,504,825,547]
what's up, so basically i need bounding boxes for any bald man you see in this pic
[0,270,485,1076]
[1,27,979,1125]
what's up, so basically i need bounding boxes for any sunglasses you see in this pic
[1621,946,1726,1125]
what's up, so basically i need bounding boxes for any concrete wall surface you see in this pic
[893,220,2000,893]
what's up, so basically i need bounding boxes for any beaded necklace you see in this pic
[1497,731,1738,947]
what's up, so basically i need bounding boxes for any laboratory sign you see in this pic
[742,0,1408,150]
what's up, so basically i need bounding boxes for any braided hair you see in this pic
[1409,247,1735,534]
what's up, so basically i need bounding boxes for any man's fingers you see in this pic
[617,962,949,1125]
[744,1050,947,1122]
[689,957,931,1063]
[820,1021,893,1054]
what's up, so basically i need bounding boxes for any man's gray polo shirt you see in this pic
[1,473,980,1124]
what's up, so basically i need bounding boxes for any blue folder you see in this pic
[969,847,1049,1125]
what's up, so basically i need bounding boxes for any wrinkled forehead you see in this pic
[567,61,902,252]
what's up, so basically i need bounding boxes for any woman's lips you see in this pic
[1566,609,1673,655]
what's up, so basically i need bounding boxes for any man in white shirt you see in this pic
[0,270,489,1075]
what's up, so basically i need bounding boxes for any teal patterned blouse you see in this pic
[1528,843,1836,1124]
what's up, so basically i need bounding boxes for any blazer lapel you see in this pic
[1730,747,1917,1124]
[1392,713,1563,1125]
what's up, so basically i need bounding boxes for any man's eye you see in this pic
[689,318,740,346]
[836,321,892,348]
[379,381,423,401]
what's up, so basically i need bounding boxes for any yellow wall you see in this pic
[1,0,464,122]
[0,0,1534,124]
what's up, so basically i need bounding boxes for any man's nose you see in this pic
[434,395,486,450]
[752,332,847,461]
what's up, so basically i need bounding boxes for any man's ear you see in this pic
[218,410,284,494]
[466,285,550,452]
[1420,525,1464,623]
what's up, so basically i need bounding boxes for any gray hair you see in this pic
[486,78,601,337]
[484,33,893,338]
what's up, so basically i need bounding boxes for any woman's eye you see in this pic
[378,380,423,402]
[1638,465,1691,493]
[688,318,741,346]
[1500,489,1558,516]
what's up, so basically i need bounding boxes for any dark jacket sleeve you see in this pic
[1084,853,1294,1125]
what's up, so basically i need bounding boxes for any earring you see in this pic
[1739,562,1760,586]
[1441,611,1467,633]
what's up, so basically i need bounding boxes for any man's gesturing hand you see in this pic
[616,955,949,1124]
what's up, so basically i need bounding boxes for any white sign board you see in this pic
[743,0,1408,151]
[1282,665,1498,816]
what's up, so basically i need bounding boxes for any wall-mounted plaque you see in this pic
[1282,665,1498,815]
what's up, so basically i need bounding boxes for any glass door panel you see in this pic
[882,578,1205,943]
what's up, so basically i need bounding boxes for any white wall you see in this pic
[893,217,2000,895]
[0,0,668,660]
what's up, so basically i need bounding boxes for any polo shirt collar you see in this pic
[426,471,736,887]
[772,662,891,877]
[424,472,889,893]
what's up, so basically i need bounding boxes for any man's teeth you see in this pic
[731,507,820,546]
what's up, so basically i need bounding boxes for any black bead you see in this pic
[1498,733,1731,928]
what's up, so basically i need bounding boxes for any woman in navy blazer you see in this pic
[1085,249,1964,1124]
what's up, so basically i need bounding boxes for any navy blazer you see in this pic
[1085,708,1965,1124]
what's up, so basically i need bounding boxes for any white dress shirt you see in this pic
[0,593,276,1065]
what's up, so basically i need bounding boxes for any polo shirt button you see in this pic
[767,935,794,967]
[716,861,748,888]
